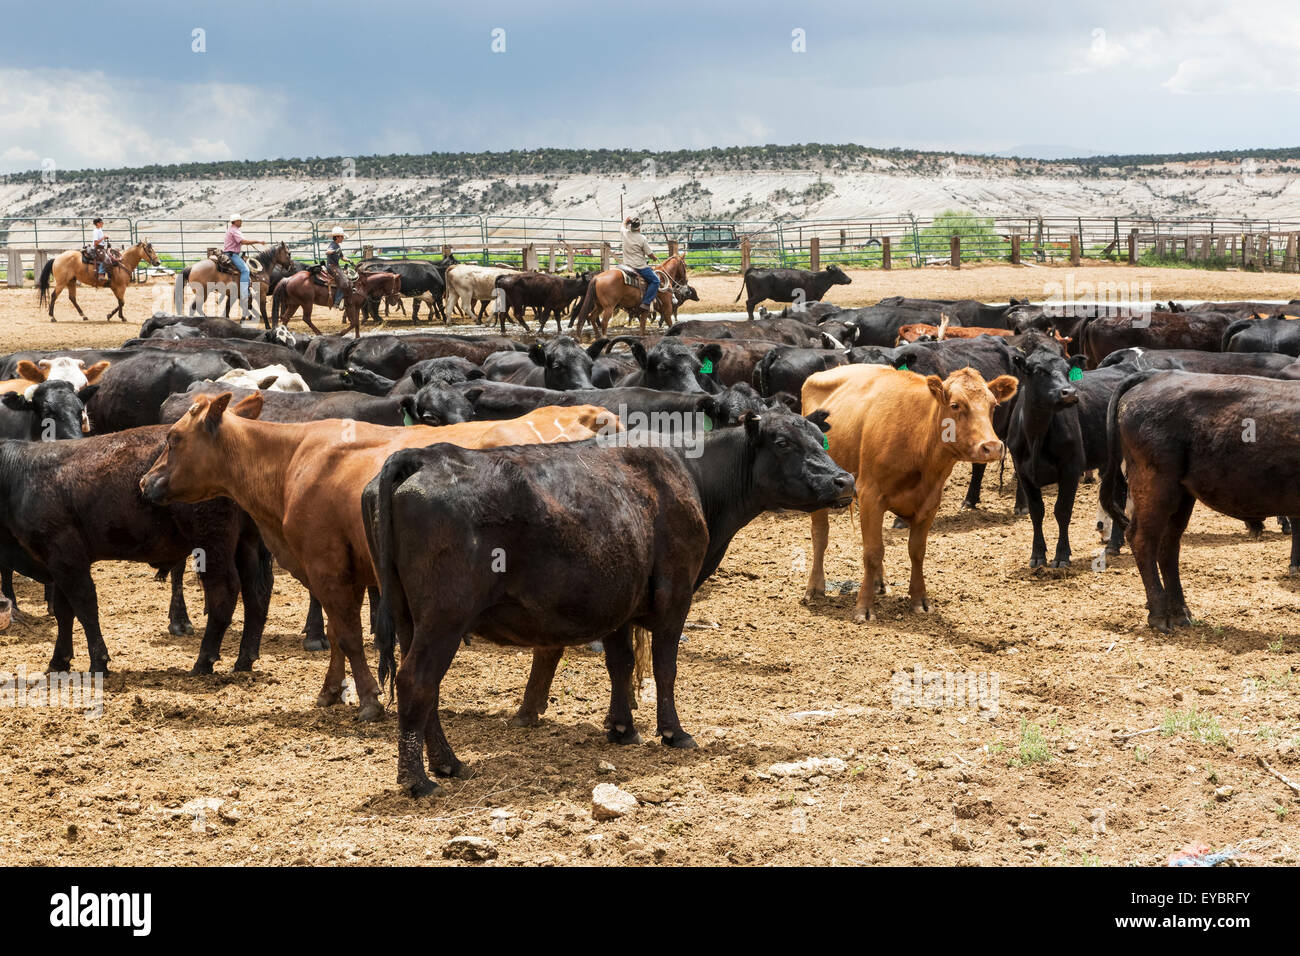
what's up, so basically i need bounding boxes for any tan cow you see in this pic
[801,364,1017,621]
[444,264,516,319]
[0,358,111,398]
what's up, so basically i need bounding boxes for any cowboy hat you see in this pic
[229,214,243,223]
[330,227,347,238]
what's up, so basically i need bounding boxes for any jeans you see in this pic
[635,266,659,307]
[229,252,251,311]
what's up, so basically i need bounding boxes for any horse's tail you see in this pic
[37,258,53,306]
[571,279,599,334]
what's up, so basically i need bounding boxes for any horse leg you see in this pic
[48,281,62,320]
[301,301,323,336]
[110,279,126,321]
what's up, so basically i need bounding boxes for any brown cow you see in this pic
[140,398,614,720]
[801,364,1017,621]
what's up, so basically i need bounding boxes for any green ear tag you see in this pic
[822,434,830,450]
[1068,366,1083,382]
[898,363,909,372]
[402,410,416,427]
[703,415,713,431]
[700,359,714,374]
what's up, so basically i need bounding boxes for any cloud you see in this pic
[1069,27,1161,73]
[0,68,288,172]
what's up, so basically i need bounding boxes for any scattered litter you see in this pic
[1168,843,1238,867]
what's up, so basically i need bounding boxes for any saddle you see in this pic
[207,248,263,276]
[617,265,667,289]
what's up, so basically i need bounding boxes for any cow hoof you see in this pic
[316,689,342,707]
[910,599,931,613]
[607,724,643,745]
[302,635,328,652]
[47,657,72,674]
[1290,564,1300,575]
[403,776,443,799]
[90,659,110,676]
[509,711,543,728]
[1014,506,1030,516]
[190,659,215,676]
[1029,557,1046,568]
[1106,546,1122,556]
[433,759,470,779]
[169,621,195,636]
[960,499,979,511]
[1052,558,1072,569]
[356,699,385,722]
[852,608,876,623]
[232,656,255,673]
[801,588,822,604]
[1146,613,1172,634]
[661,731,697,750]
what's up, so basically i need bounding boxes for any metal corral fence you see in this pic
[8,213,1300,285]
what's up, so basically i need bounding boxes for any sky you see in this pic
[1,0,1298,173]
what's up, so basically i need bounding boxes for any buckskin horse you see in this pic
[38,239,161,322]
[272,268,400,338]
[182,242,292,322]
[571,261,684,338]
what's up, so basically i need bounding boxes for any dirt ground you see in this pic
[0,272,1297,867]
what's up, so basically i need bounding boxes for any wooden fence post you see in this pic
[1010,234,1021,264]
[5,249,22,288]
[1127,230,1137,264]
[950,235,960,268]
[361,244,373,260]
[667,239,678,259]
[881,236,891,271]
[600,241,611,271]
[1285,233,1298,272]
[1069,234,1081,266]
[809,237,820,272]
[441,244,452,258]
[522,244,539,271]
[740,237,751,272]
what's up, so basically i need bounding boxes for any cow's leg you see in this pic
[302,595,328,651]
[651,615,695,749]
[1,567,24,620]
[52,568,109,673]
[1022,478,1049,567]
[745,297,759,320]
[394,625,462,795]
[1014,477,1028,515]
[856,501,887,621]
[962,463,986,510]
[1157,492,1196,628]
[1127,468,1175,633]
[1289,519,1300,573]
[803,508,830,601]
[905,513,936,612]
[47,586,76,673]
[326,595,383,720]
[191,557,239,675]
[233,538,272,671]
[510,647,564,727]
[167,562,194,635]
[1051,472,1080,568]
[602,625,641,744]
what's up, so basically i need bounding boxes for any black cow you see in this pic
[733,265,852,319]
[85,351,250,432]
[606,338,723,393]
[140,314,288,344]
[361,406,855,794]
[482,337,598,390]
[759,301,844,322]
[0,429,271,674]
[753,346,848,398]
[494,271,592,334]
[162,381,409,428]
[1007,350,1131,567]
[877,296,1033,330]
[388,356,485,395]
[1100,347,1300,378]
[847,345,902,366]
[834,306,955,347]
[1222,316,1300,357]
[1100,370,1300,632]
[450,380,772,428]
[1079,311,1235,367]
[341,333,526,379]
[0,381,97,440]
[667,316,828,346]
[118,338,394,394]
[355,256,456,322]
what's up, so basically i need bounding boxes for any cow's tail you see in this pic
[1220,318,1252,352]
[37,259,53,307]
[366,447,427,698]
[631,626,652,711]
[1099,369,1157,531]
[753,347,777,397]
[733,266,753,303]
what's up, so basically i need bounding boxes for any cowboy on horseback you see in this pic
[224,215,264,317]
[621,216,659,313]
[89,217,113,281]
[323,227,349,308]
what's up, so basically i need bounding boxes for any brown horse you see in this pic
[571,266,681,338]
[272,269,399,338]
[38,239,161,322]
[182,242,292,320]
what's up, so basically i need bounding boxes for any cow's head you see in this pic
[926,367,1018,464]
[401,385,473,427]
[740,406,855,513]
[1,380,97,439]
[338,366,395,395]
[700,382,770,427]
[528,336,594,390]
[140,392,263,503]
[822,264,852,286]
[1013,349,1084,411]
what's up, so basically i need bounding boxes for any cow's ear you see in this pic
[17,360,45,383]
[697,343,723,364]
[926,375,946,403]
[256,375,280,390]
[398,395,417,423]
[741,411,761,442]
[770,392,801,413]
[528,344,546,366]
[587,338,609,359]
[805,408,831,432]
[1,391,32,411]
[76,384,100,404]
[462,385,484,405]
[84,360,111,384]
[202,393,234,434]
[1068,354,1087,371]
[987,374,1019,405]
[232,393,264,420]
[1011,351,1027,371]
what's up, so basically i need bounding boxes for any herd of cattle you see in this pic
[4,282,1300,795]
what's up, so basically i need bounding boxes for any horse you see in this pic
[571,265,682,338]
[37,239,161,322]
[272,268,399,339]
[181,242,292,322]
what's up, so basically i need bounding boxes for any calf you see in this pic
[388,356,485,395]
[609,338,723,393]
[1006,350,1130,567]
[0,428,270,674]
[494,271,591,334]
[1100,347,1300,379]
[362,407,855,795]
[1100,370,1300,632]
[140,397,612,720]
[482,337,599,390]
[0,380,96,440]
[753,346,848,398]
[802,365,1016,620]
[86,351,248,432]
[733,265,852,319]
[119,338,394,394]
